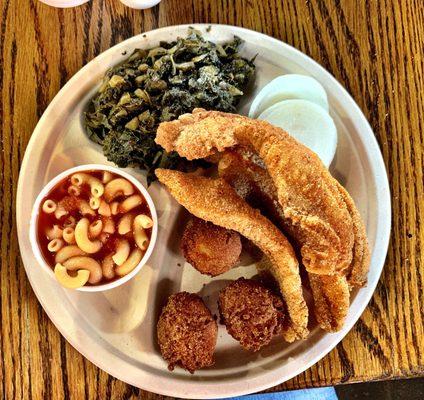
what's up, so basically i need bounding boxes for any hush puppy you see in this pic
[157,292,217,373]
[181,217,242,276]
[218,278,286,352]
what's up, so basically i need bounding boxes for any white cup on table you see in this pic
[119,0,161,9]
[39,0,161,9]
[38,0,90,7]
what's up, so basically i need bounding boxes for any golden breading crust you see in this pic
[218,151,350,332]
[218,150,286,228]
[308,274,350,332]
[156,168,308,341]
[219,151,369,288]
[155,109,361,276]
[334,182,370,287]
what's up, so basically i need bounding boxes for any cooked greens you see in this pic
[85,29,255,183]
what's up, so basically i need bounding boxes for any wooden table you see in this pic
[1,0,423,398]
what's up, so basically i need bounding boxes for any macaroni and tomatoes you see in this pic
[37,170,153,289]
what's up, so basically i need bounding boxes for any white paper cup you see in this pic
[119,0,161,9]
[29,164,158,292]
[38,0,90,8]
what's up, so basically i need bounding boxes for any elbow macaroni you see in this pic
[42,199,57,214]
[115,248,143,276]
[89,197,100,210]
[133,215,150,250]
[54,204,68,220]
[117,213,135,235]
[47,239,64,252]
[110,202,120,215]
[102,254,115,280]
[102,171,113,184]
[55,245,87,263]
[63,227,76,244]
[54,263,90,289]
[75,218,103,253]
[89,220,103,238]
[104,178,134,202]
[112,239,130,266]
[71,173,104,198]
[63,256,103,284]
[98,200,111,217]
[135,214,153,229]
[63,216,76,228]
[119,195,143,213]
[102,217,115,234]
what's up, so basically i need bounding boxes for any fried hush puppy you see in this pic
[219,278,286,352]
[181,217,242,276]
[157,292,217,373]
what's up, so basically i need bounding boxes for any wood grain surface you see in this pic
[1,0,423,398]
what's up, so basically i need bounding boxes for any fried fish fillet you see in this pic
[156,168,308,341]
[156,109,359,276]
[334,182,370,287]
[308,273,350,331]
[219,150,369,287]
[218,150,286,228]
[218,151,350,331]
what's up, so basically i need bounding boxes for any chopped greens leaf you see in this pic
[84,29,255,184]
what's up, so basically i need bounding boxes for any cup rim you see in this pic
[118,0,162,10]
[29,164,158,292]
[37,0,90,8]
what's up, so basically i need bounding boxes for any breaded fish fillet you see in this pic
[156,168,308,341]
[219,150,369,288]
[334,182,370,287]
[218,151,350,331]
[308,273,350,331]
[156,109,364,277]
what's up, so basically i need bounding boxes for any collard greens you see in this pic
[84,29,255,183]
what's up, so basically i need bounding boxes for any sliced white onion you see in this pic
[258,99,337,167]
[249,74,329,118]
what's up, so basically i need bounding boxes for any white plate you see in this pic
[16,24,391,398]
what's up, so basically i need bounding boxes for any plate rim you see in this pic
[16,23,391,398]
